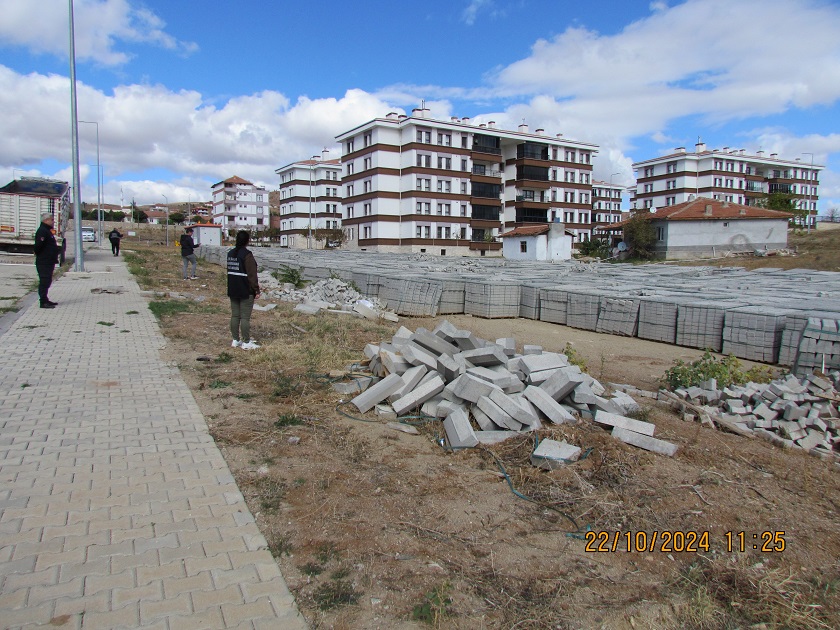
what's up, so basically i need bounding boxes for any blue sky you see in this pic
[1,0,839,212]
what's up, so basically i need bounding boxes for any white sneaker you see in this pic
[241,340,261,350]
[231,340,241,348]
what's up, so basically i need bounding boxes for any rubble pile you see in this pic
[667,372,840,463]
[343,321,678,458]
[257,273,396,320]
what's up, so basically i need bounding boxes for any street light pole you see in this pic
[162,194,169,246]
[802,153,814,234]
[68,0,84,271]
[79,121,101,245]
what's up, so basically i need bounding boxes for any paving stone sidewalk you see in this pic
[0,248,307,629]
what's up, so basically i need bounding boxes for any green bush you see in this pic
[662,351,775,390]
[578,238,611,258]
[272,265,307,288]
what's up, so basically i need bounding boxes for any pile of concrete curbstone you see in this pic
[667,372,840,463]
[346,321,679,458]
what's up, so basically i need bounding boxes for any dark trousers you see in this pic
[110,238,120,255]
[36,261,55,304]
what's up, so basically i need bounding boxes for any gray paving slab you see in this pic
[0,249,308,629]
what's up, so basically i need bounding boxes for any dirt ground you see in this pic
[129,244,840,630]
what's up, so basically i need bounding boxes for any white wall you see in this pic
[658,218,789,258]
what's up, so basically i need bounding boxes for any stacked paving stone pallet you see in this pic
[667,372,840,463]
[199,248,840,371]
[345,321,678,458]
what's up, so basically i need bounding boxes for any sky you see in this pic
[1,0,839,213]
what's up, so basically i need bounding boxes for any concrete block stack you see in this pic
[379,276,443,316]
[596,296,641,337]
[792,317,840,375]
[430,275,467,315]
[348,321,677,457]
[722,306,789,363]
[565,289,604,331]
[538,286,575,325]
[637,295,683,344]
[676,300,748,352]
[669,371,840,463]
[464,280,521,318]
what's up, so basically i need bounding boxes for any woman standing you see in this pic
[226,230,261,349]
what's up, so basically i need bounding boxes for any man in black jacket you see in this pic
[180,227,200,280]
[34,213,60,308]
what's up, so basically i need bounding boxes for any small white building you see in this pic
[211,176,270,234]
[616,198,792,259]
[501,223,574,261]
[191,223,223,247]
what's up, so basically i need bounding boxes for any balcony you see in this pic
[471,144,501,155]
[471,165,501,177]
[515,209,549,223]
[469,239,502,251]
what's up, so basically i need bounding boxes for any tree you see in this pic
[826,207,839,223]
[169,212,185,225]
[756,192,807,226]
[622,212,658,259]
[136,210,148,223]
[314,227,347,249]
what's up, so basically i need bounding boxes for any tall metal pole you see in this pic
[162,194,169,246]
[68,0,84,271]
[80,121,100,245]
[307,159,314,249]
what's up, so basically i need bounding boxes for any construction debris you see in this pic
[347,320,678,459]
[665,371,840,462]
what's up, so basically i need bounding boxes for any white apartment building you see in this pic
[632,143,822,228]
[275,157,342,249]
[335,110,598,256]
[591,180,625,239]
[211,176,270,233]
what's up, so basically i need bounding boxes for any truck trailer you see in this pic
[0,178,71,262]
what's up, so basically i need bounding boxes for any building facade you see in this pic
[275,157,342,249]
[591,179,625,240]
[335,110,598,256]
[631,143,821,228]
[211,176,270,233]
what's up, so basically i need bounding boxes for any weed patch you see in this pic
[299,562,324,577]
[97,321,114,326]
[148,300,190,320]
[313,580,360,611]
[662,350,775,390]
[209,380,231,389]
[274,414,304,428]
[412,583,453,626]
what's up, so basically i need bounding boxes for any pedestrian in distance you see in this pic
[227,230,261,350]
[34,213,60,309]
[180,226,200,280]
[108,227,123,256]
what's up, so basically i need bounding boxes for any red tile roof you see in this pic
[500,225,550,237]
[212,175,253,187]
[612,198,792,227]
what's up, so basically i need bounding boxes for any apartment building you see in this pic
[211,176,270,233]
[335,110,598,256]
[632,143,822,228]
[275,156,342,249]
[591,179,625,239]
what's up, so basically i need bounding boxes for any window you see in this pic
[581,152,590,164]
[565,150,576,162]
[656,227,665,241]
[363,180,371,193]
[424,226,430,238]
[461,136,468,148]
[416,130,431,143]
[346,163,354,175]
[363,226,371,239]
[725,178,733,188]
[520,241,527,253]
[437,156,451,170]
[644,183,653,193]
[363,133,372,147]
[346,184,354,196]
[346,206,353,218]
[714,177,722,187]
[666,161,678,174]
[436,226,443,239]
[564,191,574,203]
[363,157,371,170]
[666,196,675,206]
[437,133,451,146]
[552,148,558,160]
[581,173,590,184]
[437,180,451,193]
[460,227,467,239]
[563,211,573,223]
[666,180,676,190]
[722,222,729,227]
[436,203,451,215]
[416,226,422,238]
[460,182,467,194]
[644,167,655,177]
[460,204,467,216]
[417,154,431,168]
[564,171,576,183]
[461,158,468,171]
[644,199,653,208]
[416,178,431,191]
[346,140,354,153]
[726,161,735,172]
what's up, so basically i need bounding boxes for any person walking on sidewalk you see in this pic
[180,227,200,279]
[34,213,60,309]
[227,230,261,349]
[108,227,123,256]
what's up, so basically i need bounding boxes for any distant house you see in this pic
[500,223,574,261]
[615,198,792,259]
[211,176,270,233]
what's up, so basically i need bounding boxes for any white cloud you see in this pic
[0,0,197,66]
[462,0,492,26]
[0,66,393,204]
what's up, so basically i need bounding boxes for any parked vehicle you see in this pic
[0,177,70,262]
[81,227,96,242]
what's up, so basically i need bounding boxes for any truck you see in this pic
[0,177,71,262]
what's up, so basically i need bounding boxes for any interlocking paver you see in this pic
[0,247,307,628]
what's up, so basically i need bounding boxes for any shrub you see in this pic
[662,351,775,390]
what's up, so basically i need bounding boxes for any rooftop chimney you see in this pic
[704,204,713,216]
[676,147,686,153]
[556,133,564,138]
[722,146,729,152]
[488,121,496,129]
[479,123,486,128]
[462,117,470,124]
[757,150,764,157]
[412,107,424,118]
[770,153,778,159]
[535,128,544,134]
[695,142,707,153]
[386,112,399,119]
[518,123,528,132]
[450,117,459,122]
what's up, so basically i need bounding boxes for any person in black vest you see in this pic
[180,227,200,279]
[108,227,123,256]
[227,230,261,349]
[34,213,60,309]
